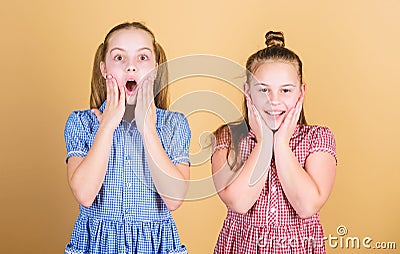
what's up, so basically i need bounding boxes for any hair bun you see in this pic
[265,31,285,48]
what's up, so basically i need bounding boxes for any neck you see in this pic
[123,104,135,122]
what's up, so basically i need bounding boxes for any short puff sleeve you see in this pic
[309,126,337,164]
[64,111,91,162]
[164,113,191,166]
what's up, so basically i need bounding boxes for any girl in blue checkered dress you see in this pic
[64,22,190,254]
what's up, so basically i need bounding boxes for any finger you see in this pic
[106,78,111,103]
[290,107,299,126]
[106,77,115,106]
[137,85,143,107]
[252,105,263,125]
[146,79,154,111]
[290,105,301,128]
[246,96,255,120]
[111,77,119,106]
[292,97,303,125]
[144,77,151,101]
[280,107,295,130]
[118,82,125,108]
[148,67,157,81]
[148,77,155,100]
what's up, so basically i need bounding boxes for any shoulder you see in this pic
[155,108,188,128]
[65,109,98,131]
[297,125,335,140]
[298,125,336,154]
[292,125,337,164]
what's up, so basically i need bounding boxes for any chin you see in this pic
[266,121,282,131]
[126,94,137,105]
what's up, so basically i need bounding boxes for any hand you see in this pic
[274,94,304,148]
[245,93,272,144]
[135,74,157,135]
[91,74,125,131]
[245,91,273,186]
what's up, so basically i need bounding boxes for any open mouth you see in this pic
[126,80,137,92]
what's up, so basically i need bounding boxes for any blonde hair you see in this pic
[90,22,169,109]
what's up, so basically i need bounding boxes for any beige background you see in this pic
[1,0,399,253]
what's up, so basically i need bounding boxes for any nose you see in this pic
[268,92,280,105]
[126,64,136,72]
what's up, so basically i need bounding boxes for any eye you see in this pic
[139,54,148,61]
[259,87,269,93]
[282,87,292,94]
[114,55,124,61]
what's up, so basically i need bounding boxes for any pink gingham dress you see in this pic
[213,125,336,254]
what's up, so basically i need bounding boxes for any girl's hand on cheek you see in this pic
[274,94,304,148]
[245,93,273,144]
[92,75,125,131]
[136,74,156,135]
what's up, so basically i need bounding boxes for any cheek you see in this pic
[249,93,266,110]
[250,90,267,102]
[141,61,157,73]
[104,61,120,73]
[286,96,300,109]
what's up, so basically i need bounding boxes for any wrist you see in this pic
[273,140,291,152]
[142,127,158,141]
[98,122,117,135]
[258,129,273,144]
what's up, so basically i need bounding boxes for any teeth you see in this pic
[267,111,283,115]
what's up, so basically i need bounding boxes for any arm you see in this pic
[67,76,125,207]
[274,96,336,218]
[212,140,271,214]
[211,95,273,214]
[136,76,189,211]
[274,145,336,219]
[143,131,190,211]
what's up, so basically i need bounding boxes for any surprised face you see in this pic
[100,28,157,105]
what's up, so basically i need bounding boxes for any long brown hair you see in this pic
[214,31,307,171]
[90,22,169,109]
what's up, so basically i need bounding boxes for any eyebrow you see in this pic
[110,47,153,54]
[253,83,296,87]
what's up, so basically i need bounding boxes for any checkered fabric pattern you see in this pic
[64,101,190,254]
[214,125,337,254]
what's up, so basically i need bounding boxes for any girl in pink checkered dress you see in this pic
[212,31,337,253]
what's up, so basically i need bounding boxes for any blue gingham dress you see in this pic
[64,101,191,254]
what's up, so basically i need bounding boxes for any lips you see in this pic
[126,80,137,92]
[265,110,285,116]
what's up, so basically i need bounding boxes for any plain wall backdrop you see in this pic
[0,0,399,253]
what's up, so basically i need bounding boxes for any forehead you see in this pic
[107,28,154,52]
[252,61,299,86]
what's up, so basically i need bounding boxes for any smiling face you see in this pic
[246,61,305,130]
[100,28,157,105]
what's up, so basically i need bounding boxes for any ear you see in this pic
[100,61,106,78]
[243,82,250,95]
[301,83,306,96]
